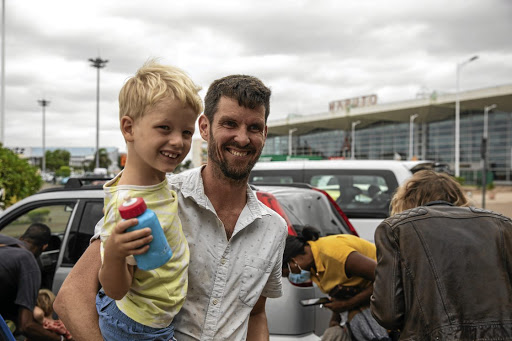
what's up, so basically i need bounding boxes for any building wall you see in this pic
[263,109,512,184]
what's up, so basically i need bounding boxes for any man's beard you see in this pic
[208,134,262,182]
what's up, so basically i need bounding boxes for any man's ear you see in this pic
[42,244,48,252]
[120,116,135,142]
[198,115,210,141]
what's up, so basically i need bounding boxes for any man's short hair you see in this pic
[20,223,51,247]
[118,59,203,122]
[204,75,271,123]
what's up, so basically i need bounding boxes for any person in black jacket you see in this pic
[371,170,512,340]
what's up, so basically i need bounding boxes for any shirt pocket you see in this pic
[239,256,271,307]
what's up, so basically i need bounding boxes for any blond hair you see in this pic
[118,59,203,122]
[390,170,469,215]
[37,289,56,317]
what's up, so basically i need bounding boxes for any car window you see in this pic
[0,202,77,289]
[1,203,75,238]
[62,200,104,266]
[251,175,294,184]
[307,171,397,219]
[271,190,350,236]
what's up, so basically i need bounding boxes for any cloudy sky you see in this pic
[2,0,512,153]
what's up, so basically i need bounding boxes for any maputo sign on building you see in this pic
[329,94,378,113]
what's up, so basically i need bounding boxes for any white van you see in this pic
[249,159,436,242]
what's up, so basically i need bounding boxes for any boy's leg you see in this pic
[96,290,174,341]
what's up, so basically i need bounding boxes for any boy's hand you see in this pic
[103,218,153,261]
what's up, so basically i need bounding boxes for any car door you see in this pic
[53,198,104,293]
[0,200,78,289]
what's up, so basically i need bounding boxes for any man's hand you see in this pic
[323,298,350,313]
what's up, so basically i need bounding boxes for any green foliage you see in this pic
[0,144,43,208]
[487,181,495,191]
[85,148,112,171]
[27,208,51,223]
[45,149,71,172]
[454,176,465,186]
[56,166,71,177]
[174,160,193,173]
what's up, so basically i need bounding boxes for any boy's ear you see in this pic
[198,115,210,141]
[120,116,135,142]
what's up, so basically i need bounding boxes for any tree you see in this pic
[56,166,71,177]
[0,144,42,209]
[86,148,112,171]
[45,149,71,172]
[174,160,193,173]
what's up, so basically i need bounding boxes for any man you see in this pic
[371,170,512,340]
[0,223,62,341]
[54,74,288,340]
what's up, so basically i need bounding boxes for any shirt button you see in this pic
[213,299,218,305]
[221,258,226,265]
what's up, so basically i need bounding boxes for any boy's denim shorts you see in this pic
[96,290,175,341]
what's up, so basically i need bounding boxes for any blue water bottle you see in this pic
[119,197,173,270]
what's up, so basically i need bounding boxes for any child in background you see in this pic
[32,289,72,340]
[96,60,203,340]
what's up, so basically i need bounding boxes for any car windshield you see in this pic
[251,170,398,219]
[265,188,351,236]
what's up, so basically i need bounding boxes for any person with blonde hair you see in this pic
[95,59,203,340]
[389,169,469,215]
[32,289,72,340]
[371,170,512,340]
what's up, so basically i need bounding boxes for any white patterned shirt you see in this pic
[169,167,287,341]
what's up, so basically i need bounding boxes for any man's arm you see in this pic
[370,223,405,330]
[53,240,103,341]
[17,307,60,341]
[247,295,269,341]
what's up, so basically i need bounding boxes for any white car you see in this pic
[250,159,437,242]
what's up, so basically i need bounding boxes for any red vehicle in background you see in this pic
[251,183,357,340]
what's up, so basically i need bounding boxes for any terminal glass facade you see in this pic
[263,110,512,184]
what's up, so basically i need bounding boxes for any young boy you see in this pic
[96,60,203,340]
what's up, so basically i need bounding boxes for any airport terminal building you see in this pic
[262,84,512,185]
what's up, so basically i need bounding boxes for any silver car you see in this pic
[0,180,356,339]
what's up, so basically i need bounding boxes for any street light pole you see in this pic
[481,104,497,209]
[409,114,419,160]
[89,57,108,169]
[455,55,478,177]
[288,128,297,156]
[1,0,5,145]
[351,120,361,160]
[38,99,50,174]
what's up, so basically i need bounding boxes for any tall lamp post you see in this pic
[351,120,361,160]
[1,0,6,145]
[455,55,478,177]
[481,104,497,209]
[89,57,108,169]
[38,99,50,174]
[409,114,419,160]
[288,128,297,156]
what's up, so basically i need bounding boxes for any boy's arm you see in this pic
[54,240,103,341]
[99,218,152,300]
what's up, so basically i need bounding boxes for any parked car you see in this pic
[250,159,437,242]
[0,178,357,339]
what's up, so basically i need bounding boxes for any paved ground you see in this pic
[464,186,512,218]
